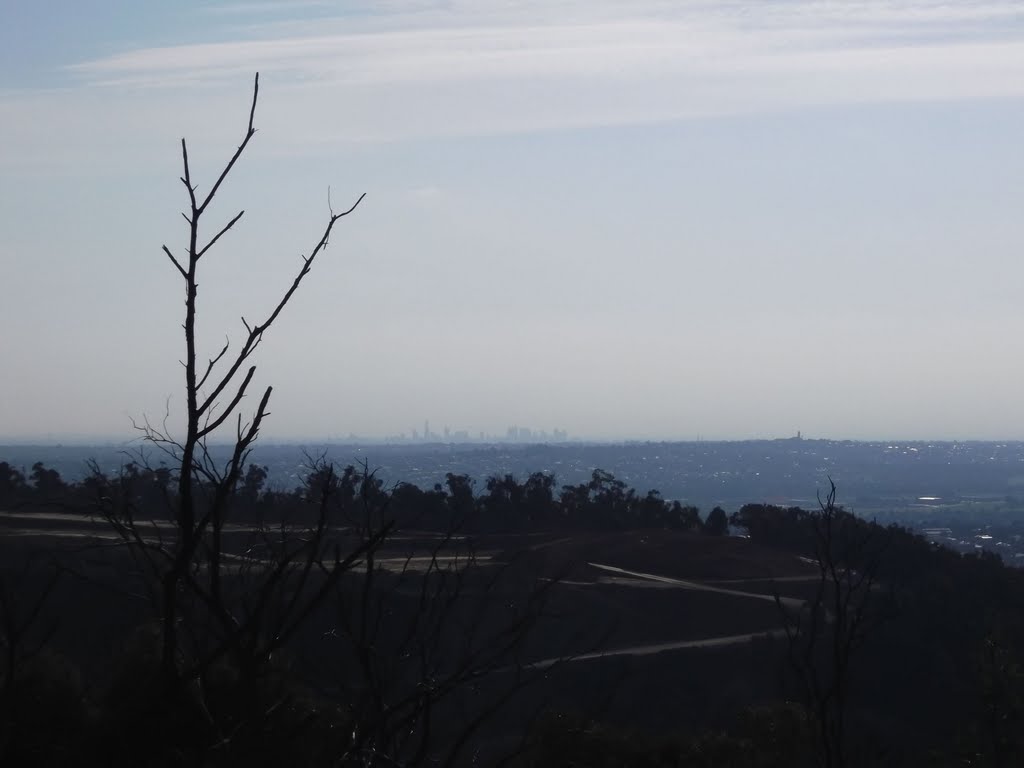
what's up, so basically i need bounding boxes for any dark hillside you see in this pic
[2,462,1024,765]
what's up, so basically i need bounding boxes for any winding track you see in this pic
[521,561,807,669]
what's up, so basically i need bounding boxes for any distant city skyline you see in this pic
[3,1,1024,442]
[0,428,1015,447]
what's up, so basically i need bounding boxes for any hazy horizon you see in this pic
[5,432,1024,447]
[4,1,1024,443]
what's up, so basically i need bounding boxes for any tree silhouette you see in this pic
[705,506,729,536]
[29,462,65,496]
[773,480,893,768]
[103,71,368,713]
[83,75,564,764]
[0,463,25,506]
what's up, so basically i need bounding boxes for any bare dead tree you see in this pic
[774,479,893,768]
[87,75,564,765]
[105,73,365,700]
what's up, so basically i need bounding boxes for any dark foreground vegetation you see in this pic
[2,460,1024,766]
[3,73,1021,766]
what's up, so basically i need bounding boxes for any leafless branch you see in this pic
[161,245,187,278]
[196,74,258,216]
[197,191,366,418]
[196,210,245,260]
[197,336,232,392]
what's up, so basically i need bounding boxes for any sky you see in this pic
[2,0,1024,443]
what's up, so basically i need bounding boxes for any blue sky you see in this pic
[3,1,1024,442]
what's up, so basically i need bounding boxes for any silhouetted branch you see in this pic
[161,245,187,278]
[197,209,245,260]
[196,191,366,419]
[196,74,258,216]
[197,337,231,392]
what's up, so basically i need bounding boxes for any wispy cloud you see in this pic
[67,1,1024,92]
[4,0,1024,170]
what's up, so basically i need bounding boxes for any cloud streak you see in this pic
[4,0,1024,170]
[69,1,1024,87]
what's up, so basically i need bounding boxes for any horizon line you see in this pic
[5,435,1024,448]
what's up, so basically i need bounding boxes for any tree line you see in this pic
[1,459,734,536]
